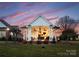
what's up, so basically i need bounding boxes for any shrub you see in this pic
[0,37,6,41]
[60,29,78,41]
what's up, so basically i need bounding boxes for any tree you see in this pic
[57,16,75,30]
[57,16,77,40]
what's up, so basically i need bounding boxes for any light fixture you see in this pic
[6,27,10,31]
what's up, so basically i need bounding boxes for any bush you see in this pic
[60,29,78,41]
[0,37,6,41]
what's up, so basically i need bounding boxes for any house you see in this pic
[0,16,62,42]
[0,19,23,41]
[20,16,61,42]
[0,19,10,39]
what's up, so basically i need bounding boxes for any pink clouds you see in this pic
[3,3,79,26]
[10,12,27,18]
[14,15,35,26]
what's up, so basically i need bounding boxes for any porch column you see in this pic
[25,27,28,41]
[78,34,79,39]
[27,25,31,41]
[49,25,53,42]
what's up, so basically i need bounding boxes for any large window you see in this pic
[31,26,49,41]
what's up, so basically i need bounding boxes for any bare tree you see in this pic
[57,16,75,30]
[57,16,78,40]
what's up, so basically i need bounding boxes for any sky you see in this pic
[0,2,79,26]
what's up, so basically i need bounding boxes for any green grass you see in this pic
[0,42,79,57]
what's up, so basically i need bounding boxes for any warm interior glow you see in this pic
[31,26,49,41]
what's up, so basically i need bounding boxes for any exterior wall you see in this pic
[0,28,9,39]
[20,28,28,40]
[0,31,6,38]
[20,26,32,41]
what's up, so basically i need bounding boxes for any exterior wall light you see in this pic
[6,27,10,31]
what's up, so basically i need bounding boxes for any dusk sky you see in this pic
[0,2,79,26]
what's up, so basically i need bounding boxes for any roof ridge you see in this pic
[28,16,53,26]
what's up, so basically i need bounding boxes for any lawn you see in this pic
[0,41,79,57]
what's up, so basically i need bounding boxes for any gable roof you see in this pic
[28,16,53,26]
[0,19,10,28]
